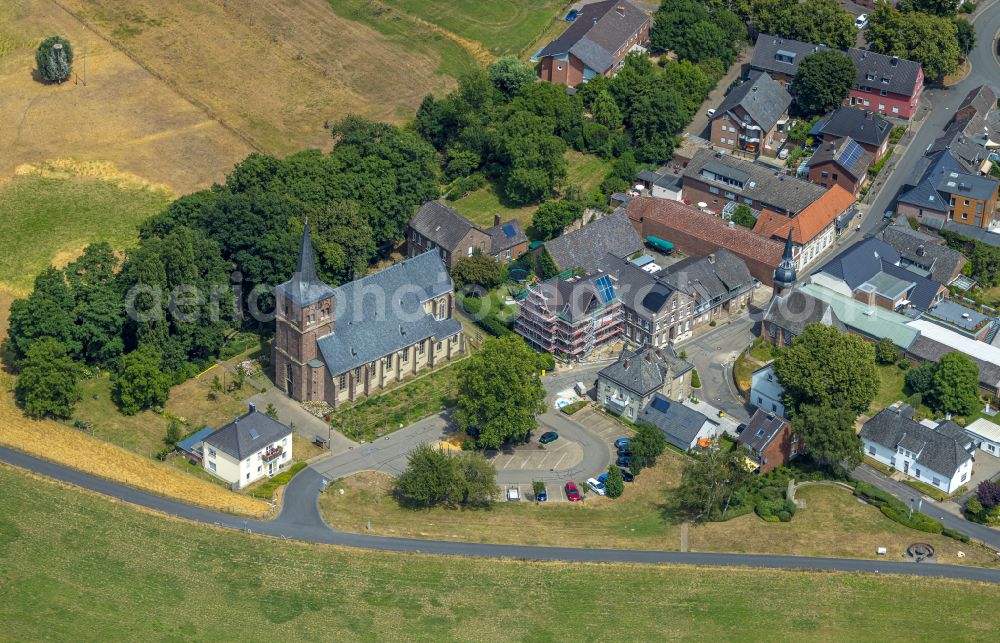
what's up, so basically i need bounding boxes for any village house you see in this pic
[846,48,923,119]
[625,196,785,285]
[635,169,683,201]
[878,219,967,285]
[682,149,828,217]
[202,405,293,489]
[806,137,873,196]
[753,185,858,271]
[637,395,720,451]
[534,1,651,88]
[406,201,527,269]
[811,238,948,313]
[897,149,1000,232]
[811,107,892,162]
[709,72,791,158]
[929,85,1000,175]
[861,408,974,494]
[273,225,464,406]
[542,211,643,274]
[738,409,800,474]
[599,254,698,346]
[514,271,622,358]
[750,364,786,418]
[597,346,693,420]
[746,34,828,88]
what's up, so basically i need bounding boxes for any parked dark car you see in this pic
[539,431,559,444]
[565,481,581,501]
[616,454,632,468]
[617,446,631,457]
[614,438,630,449]
[621,469,635,483]
[537,487,548,502]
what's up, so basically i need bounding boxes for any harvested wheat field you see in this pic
[0,0,252,194]
[0,371,268,516]
[58,0,475,155]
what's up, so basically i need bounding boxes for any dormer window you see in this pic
[866,73,876,81]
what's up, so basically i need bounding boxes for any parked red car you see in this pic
[565,481,581,502]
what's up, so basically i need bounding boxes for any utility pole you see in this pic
[83,46,87,86]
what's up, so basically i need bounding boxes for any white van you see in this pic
[507,487,520,502]
[586,477,606,496]
[574,382,588,397]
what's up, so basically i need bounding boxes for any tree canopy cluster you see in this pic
[35,35,73,83]
[866,0,963,79]
[651,0,746,65]
[743,0,857,50]
[394,444,499,508]
[773,324,878,470]
[416,52,719,203]
[904,352,980,416]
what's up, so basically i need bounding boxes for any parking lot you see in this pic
[571,405,631,445]
[489,437,583,473]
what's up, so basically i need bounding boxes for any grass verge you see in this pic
[0,175,170,292]
[3,464,999,639]
[320,468,998,566]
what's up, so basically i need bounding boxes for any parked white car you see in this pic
[586,477,606,496]
[855,14,868,29]
[507,487,520,502]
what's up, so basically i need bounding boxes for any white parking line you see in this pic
[552,452,568,470]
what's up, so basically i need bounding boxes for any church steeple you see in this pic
[277,220,336,307]
[773,228,796,296]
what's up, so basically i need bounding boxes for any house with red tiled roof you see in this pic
[753,185,858,271]
[624,197,784,284]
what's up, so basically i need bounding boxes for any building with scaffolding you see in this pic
[514,272,623,358]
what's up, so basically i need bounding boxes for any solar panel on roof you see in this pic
[650,397,671,413]
[594,275,615,304]
[837,140,864,169]
[502,224,515,237]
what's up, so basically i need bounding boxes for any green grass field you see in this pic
[0,175,170,292]
[382,0,567,56]
[2,465,999,640]
[325,0,483,78]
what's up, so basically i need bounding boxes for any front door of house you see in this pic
[268,462,275,476]
[903,460,909,475]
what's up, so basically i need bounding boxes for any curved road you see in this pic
[4,445,1000,584]
[7,5,1000,588]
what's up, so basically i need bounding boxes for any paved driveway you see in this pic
[676,317,755,422]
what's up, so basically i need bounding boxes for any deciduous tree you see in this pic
[14,337,82,419]
[488,55,536,96]
[454,335,546,449]
[113,344,172,415]
[530,200,585,241]
[773,324,879,415]
[604,465,625,498]
[929,352,980,416]
[451,253,504,289]
[866,2,960,79]
[630,422,667,473]
[793,402,862,470]
[793,50,857,116]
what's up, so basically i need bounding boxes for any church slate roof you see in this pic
[316,251,461,376]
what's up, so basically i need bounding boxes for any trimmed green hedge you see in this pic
[942,527,971,543]
[755,498,796,522]
[855,481,944,534]
[250,462,307,500]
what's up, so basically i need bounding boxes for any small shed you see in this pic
[965,418,1000,458]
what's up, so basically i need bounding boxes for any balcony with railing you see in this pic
[262,445,284,463]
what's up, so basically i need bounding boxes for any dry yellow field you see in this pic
[0,0,252,194]
[57,0,471,155]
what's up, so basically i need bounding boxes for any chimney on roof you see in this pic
[249,402,256,414]
[623,358,631,370]
[708,253,716,264]
[865,110,873,120]
[616,5,625,17]
[594,17,598,25]
[891,56,899,67]
[494,214,501,227]
[917,245,925,256]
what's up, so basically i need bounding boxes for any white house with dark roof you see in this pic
[202,404,293,488]
[750,364,785,417]
[860,408,974,493]
[597,346,693,420]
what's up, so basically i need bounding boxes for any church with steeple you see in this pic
[273,224,464,406]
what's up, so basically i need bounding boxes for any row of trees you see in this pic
[904,353,981,416]
[651,0,747,65]
[867,0,973,80]
[395,444,499,508]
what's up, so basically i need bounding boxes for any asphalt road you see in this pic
[858,3,1000,238]
[5,446,1000,583]
[675,316,755,421]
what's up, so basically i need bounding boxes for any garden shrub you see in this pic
[879,505,943,534]
[942,527,970,543]
[755,497,796,522]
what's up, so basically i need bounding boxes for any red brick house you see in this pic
[846,48,923,120]
[738,409,801,474]
[534,1,651,88]
[407,201,528,269]
[624,196,784,284]
[806,137,873,196]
